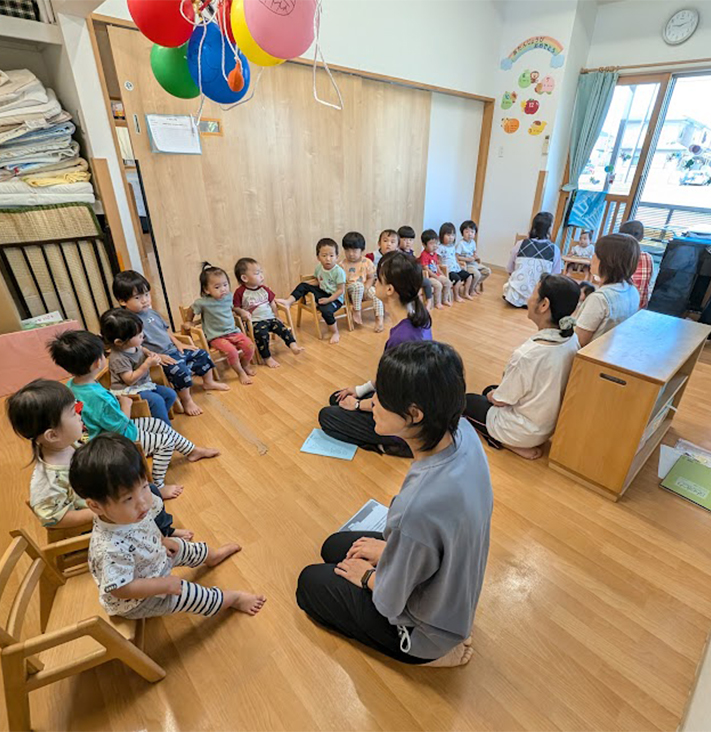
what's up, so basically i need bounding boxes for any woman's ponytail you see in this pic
[377,251,432,330]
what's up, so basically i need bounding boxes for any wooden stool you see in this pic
[295,276,354,339]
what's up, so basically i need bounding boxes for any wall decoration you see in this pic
[528,120,547,136]
[502,118,520,134]
[501,91,517,110]
[535,75,555,95]
[518,69,532,88]
[521,98,540,115]
[501,36,565,70]
[530,71,540,84]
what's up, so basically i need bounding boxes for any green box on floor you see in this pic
[661,455,711,511]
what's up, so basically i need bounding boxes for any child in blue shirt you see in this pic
[48,329,219,499]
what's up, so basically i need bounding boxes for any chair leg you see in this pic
[296,302,303,328]
[2,650,32,732]
[308,297,323,339]
[114,637,166,683]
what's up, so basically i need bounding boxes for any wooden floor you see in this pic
[2,271,711,732]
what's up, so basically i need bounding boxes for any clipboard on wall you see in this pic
[145,114,202,155]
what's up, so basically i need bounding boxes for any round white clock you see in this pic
[663,8,700,45]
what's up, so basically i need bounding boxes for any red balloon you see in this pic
[216,0,235,43]
[128,0,195,48]
[227,64,244,92]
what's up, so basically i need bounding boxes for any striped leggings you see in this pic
[124,539,224,618]
[346,282,384,318]
[133,417,194,488]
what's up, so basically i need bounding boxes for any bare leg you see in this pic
[160,484,183,500]
[328,323,340,344]
[220,591,267,616]
[202,369,230,392]
[205,542,242,567]
[352,309,363,325]
[276,296,295,308]
[290,342,305,355]
[374,315,384,333]
[424,637,473,667]
[454,282,464,302]
[187,445,220,462]
[231,359,253,385]
[172,528,194,540]
[177,388,203,416]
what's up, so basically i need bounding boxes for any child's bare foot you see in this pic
[204,381,230,392]
[205,542,242,567]
[353,310,363,325]
[290,343,305,355]
[454,296,464,303]
[444,300,453,307]
[224,591,267,616]
[374,320,384,333]
[464,293,475,301]
[172,528,194,540]
[435,303,444,310]
[276,298,294,309]
[265,357,281,368]
[424,637,473,667]
[160,484,183,500]
[238,372,253,385]
[187,446,220,462]
[244,364,257,376]
[507,445,543,460]
[330,332,340,344]
[181,396,203,416]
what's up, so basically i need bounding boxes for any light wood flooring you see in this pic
[2,271,711,731]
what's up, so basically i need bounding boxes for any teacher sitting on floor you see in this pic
[318,250,432,458]
[297,341,493,666]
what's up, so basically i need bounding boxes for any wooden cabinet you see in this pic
[549,310,710,501]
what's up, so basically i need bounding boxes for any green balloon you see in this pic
[150,43,199,99]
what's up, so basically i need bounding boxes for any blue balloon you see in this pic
[187,23,251,104]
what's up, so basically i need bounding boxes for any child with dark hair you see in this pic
[457,220,491,296]
[575,233,640,347]
[465,273,580,460]
[367,229,399,267]
[503,211,562,308]
[233,257,303,368]
[319,251,432,457]
[419,229,452,309]
[620,219,653,309]
[571,230,595,259]
[185,263,256,384]
[576,281,596,314]
[437,222,473,303]
[49,330,219,498]
[279,238,347,345]
[100,308,176,425]
[71,433,265,620]
[113,270,226,417]
[299,341,493,667]
[340,232,384,333]
[399,225,435,308]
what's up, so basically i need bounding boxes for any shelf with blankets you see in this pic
[0,68,94,206]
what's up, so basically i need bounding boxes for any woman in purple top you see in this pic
[319,251,432,457]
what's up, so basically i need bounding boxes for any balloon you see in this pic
[230,0,285,67]
[244,0,316,60]
[127,0,195,48]
[228,66,244,92]
[187,24,252,104]
[216,0,235,43]
[150,43,200,99]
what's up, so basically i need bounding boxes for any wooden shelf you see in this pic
[0,16,62,46]
[625,416,674,492]
[648,373,688,428]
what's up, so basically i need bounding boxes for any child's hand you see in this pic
[162,537,180,557]
[146,354,162,368]
[164,575,183,595]
[159,353,178,366]
[317,297,330,306]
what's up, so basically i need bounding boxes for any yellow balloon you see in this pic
[231,0,285,68]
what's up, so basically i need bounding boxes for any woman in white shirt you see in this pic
[465,273,580,460]
[503,211,562,308]
[575,233,640,348]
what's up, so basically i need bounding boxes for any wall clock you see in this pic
[663,8,700,45]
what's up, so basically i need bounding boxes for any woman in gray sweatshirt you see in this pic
[297,341,493,666]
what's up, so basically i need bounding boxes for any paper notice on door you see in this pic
[145,114,202,155]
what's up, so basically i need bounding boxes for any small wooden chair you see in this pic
[242,303,297,364]
[0,529,165,732]
[179,305,249,374]
[295,275,354,339]
[97,366,152,419]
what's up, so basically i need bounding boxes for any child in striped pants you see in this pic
[71,434,267,621]
[341,231,385,333]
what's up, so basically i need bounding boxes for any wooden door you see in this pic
[107,25,431,325]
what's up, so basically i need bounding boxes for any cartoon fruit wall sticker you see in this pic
[501,91,517,110]
[521,98,540,115]
[535,75,555,95]
[518,69,531,88]
[528,120,547,136]
[502,117,520,134]
[530,70,540,83]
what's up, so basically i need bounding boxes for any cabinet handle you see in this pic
[599,372,627,386]
[133,114,141,134]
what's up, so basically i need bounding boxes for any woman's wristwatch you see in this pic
[361,568,375,591]
[355,399,361,411]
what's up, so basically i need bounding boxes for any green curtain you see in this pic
[563,70,619,192]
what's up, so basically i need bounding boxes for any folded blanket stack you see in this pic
[0,69,94,203]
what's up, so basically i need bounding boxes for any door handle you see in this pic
[133,114,141,134]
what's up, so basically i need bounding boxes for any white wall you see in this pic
[97,0,505,98]
[423,94,483,233]
[588,0,711,68]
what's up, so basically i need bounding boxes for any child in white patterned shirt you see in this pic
[340,231,385,332]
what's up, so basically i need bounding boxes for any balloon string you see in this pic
[193,16,209,125]
[221,66,263,110]
[311,0,343,111]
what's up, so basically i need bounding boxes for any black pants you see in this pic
[149,483,175,537]
[290,282,341,326]
[252,318,296,359]
[449,269,472,283]
[296,531,429,664]
[318,392,413,457]
[464,387,502,449]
